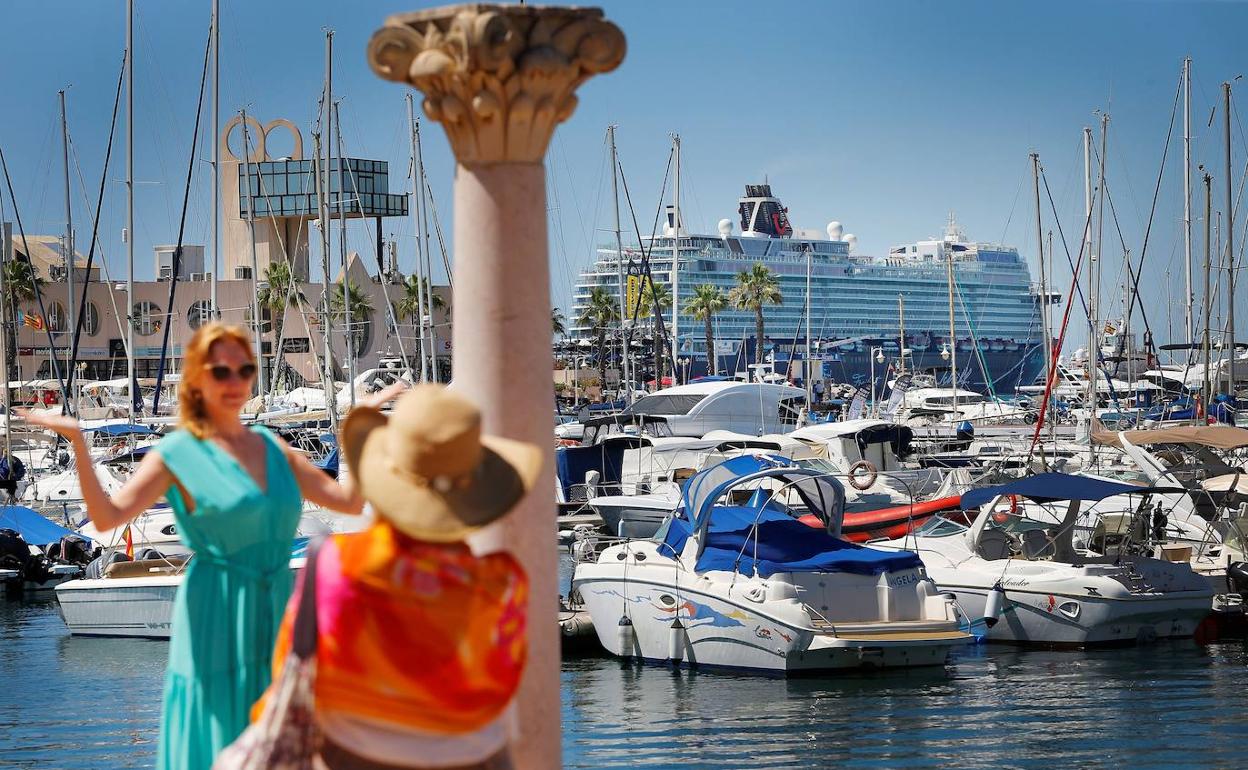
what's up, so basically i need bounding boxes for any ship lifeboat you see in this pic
[797,494,966,543]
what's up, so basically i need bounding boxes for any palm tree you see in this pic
[729,263,783,365]
[329,280,375,359]
[684,284,728,377]
[576,286,619,387]
[551,307,567,339]
[640,281,672,386]
[1,259,40,383]
[256,260,306,391]
[395,275,446,322]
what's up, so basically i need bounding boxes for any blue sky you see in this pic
[0,1,1244,346]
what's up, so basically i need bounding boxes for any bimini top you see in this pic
[662,454,921,578]
[1091,421,1248,450]
[960,472,1182,510]
[0,505,84,546]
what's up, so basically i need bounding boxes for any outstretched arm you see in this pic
[16,409,174,531]
[280,381,410,515]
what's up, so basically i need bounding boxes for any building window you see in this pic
[133,302,163,336]
[47,302,67,332]
[235,266,253,280]
[187,300,214,330]
[82,302,100,336]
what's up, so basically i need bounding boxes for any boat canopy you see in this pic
[1091,421,1248,450]
[555,441,628,498]
[960,472,1180,510]
[0,505,83,546]
[663,455,920,578]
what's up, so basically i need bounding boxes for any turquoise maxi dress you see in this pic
[153,426,302,770]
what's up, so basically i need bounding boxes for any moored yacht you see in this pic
[573,455,971,672]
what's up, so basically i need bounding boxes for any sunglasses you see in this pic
[206,363,258,382]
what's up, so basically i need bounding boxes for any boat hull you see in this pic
[938,580,1211,646]
[54,575,182,638]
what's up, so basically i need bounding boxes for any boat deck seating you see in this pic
[104,554,189,579]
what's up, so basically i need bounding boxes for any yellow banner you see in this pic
[626,274,653,318]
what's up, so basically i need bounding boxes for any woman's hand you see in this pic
[14,408,83,441]
[356,381,410,411]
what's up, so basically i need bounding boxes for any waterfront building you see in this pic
[1,116,449,393]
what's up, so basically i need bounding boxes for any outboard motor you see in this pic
[1226,562,1248,600]
[0,454,26,499]
[0,528,31,573]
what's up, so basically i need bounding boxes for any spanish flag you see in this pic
[123,524,133,560]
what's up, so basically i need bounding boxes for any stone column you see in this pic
[367,6,624,767]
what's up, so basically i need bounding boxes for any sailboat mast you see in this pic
[405,94,428,383]
[896,294,904,376]
[1224,81,1235,395]
[58,90,75,410]
[126,0,135,422]
[210,0,219,319]
[1032,153,1051,430]
[414,111,437,383]
[239,110,266,398]
[671,133,680,382]
[1183,58,1193,347]
[945,240,957,414]
[333,102,355,407]
[609,125,629,399]
[319,31,337,431]
[1203,172,1213,408]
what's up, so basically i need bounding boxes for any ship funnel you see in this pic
[664,205,686,237]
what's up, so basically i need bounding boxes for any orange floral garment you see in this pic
[257,522,528,734]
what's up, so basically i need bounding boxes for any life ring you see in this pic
[848,460,878,491]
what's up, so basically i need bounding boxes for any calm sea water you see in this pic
[4,592,1248,769]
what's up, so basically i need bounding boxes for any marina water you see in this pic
[1,557,1247,768]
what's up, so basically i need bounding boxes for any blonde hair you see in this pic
[177,322,256,439]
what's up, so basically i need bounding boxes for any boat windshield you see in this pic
[623,394,707,416]
[912,515,968,537]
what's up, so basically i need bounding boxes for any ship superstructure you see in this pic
[570,184,1047,393]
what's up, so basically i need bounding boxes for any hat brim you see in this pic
[342,406,543,542]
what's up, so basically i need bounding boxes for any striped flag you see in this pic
[123,524,134,560]
[18,311,44,330]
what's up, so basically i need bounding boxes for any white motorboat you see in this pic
[878,472,1213,646]
[56,552,309,638]
[55,556,186,637]
[573,455,971,673]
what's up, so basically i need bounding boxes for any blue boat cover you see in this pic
[315,447,339,478]
[0,506,83,546]
[661,455,915,578]
[696,515,923,578]
[961,472,1167,510]
[86,423,158,437]
[555,442,626,499]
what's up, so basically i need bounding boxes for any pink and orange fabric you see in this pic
[256,521,528,734]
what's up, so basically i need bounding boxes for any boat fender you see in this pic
[848,460,878,491]
[617,615,635,657]
[981,581,1006,628]
[668,618,686,663]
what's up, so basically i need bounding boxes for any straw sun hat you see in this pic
[342,384,543,542]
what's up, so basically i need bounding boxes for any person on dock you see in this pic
[237,384,539,769]
[19,322,405,770]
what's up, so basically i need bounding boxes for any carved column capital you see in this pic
[368,4,625,164]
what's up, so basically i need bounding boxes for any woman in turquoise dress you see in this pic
[21,322,405,770]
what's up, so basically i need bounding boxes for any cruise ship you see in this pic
[569,184,1049,393]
